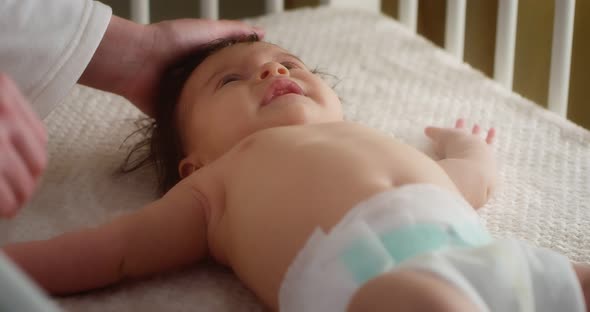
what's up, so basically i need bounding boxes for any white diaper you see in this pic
[278,184,586,312]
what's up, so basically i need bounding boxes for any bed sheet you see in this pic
[1,6,589,311]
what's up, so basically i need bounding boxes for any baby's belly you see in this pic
[211,123,459,309]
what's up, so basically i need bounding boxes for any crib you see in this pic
[128,0,577,118]
[1,1,588,311]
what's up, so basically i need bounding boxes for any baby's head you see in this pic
[123,35,343,193]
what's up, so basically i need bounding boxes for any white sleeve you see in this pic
[0,0,112,119]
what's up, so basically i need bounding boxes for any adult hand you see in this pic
[0,74,47,218]
[79,16,265,116]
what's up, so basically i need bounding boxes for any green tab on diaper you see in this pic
[380,223,452,263]
[340,222,492,285]
[448,222,492,246]
[340,236,395,285]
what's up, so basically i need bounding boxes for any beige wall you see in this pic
[101,0,589,129]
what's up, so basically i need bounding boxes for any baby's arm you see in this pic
[2,179,208,295]
[425,118,497,209]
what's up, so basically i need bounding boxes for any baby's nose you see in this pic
[258,62,289,80]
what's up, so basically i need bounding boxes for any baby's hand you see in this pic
[425,119,497,208]
[424,118,495,159]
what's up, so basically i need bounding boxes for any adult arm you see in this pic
[0,0,264,119]
[0,0,111,120]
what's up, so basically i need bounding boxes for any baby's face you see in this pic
[176,42,343,168]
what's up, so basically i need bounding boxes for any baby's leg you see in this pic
[573,263,590,312]
[347,270,479,312]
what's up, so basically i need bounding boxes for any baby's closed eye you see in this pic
[219,74,242,87]
[280,61,299,70]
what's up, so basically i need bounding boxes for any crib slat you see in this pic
[493,0,518,89]
[200,0,219,19]
[548,0,575,117]
[130,0,150,24]
[444,0,466,60]
[398,0,418,32]
[266,0,284,13]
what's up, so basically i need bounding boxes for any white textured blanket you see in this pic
[1,6,588,312]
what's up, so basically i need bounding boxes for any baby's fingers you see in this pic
[459,118,496,144]
[455,118,466,129]
[486,128,496,144]
[424,126,443,141]
[472,124,481,135]
[471,124,496,144]
[474,124,496,144]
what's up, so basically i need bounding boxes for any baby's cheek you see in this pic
[323,91,344,118]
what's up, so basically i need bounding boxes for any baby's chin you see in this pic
[264,106,342,128]
[260,96,342,123]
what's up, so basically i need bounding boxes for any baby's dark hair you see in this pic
[120,34,261,194]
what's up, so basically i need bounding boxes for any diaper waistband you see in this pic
[335,183,483,233]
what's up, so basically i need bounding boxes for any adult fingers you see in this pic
[12,123,48,177]
[0,73,12,114]
[1,149,35,214]
[12,92,47,146]
[0,177,17,218]
[208,19,265,40]
[151,19,265,63]
[0,74,47,145]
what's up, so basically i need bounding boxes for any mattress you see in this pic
[1,6,588,311]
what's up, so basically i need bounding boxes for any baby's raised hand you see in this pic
[424,118,495,159]
[425,119,497,208]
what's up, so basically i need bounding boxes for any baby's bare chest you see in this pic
[203,123,456,305]
[226,123,441,194]
[221,123,452,229]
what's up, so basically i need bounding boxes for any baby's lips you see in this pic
[261,79,304,107]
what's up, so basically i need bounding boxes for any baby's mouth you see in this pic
[261,79,305,107]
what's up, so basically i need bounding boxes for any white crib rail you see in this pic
[129,0,576,118]
[266,0,285,14]
[130,0,149,24]
[320,0,380,13]
[548,0,576,117]
[494,0,518,90]
[444,0,467,60]
[200,0,218,19]
[398,0,418,32]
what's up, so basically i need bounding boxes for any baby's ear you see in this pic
[178,156,200,179]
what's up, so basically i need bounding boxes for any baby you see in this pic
[3,35,589,312]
